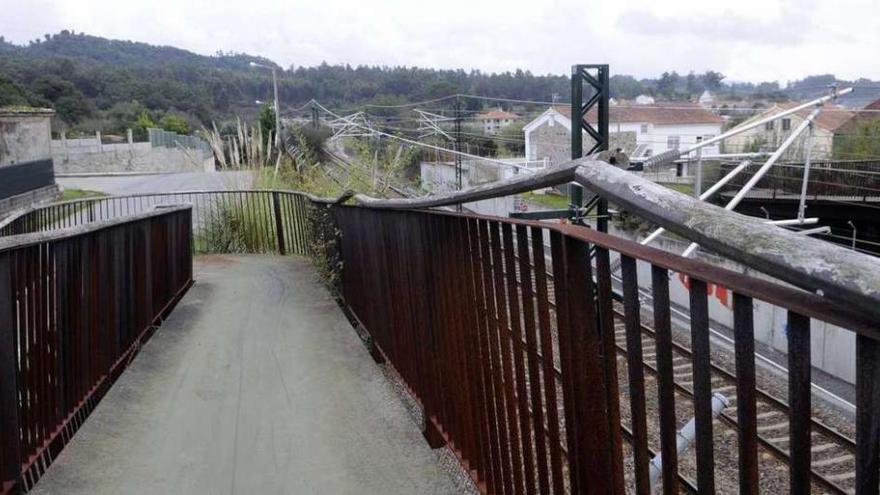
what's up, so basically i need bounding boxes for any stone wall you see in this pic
[52,137,215,174]
[0,184,60,218]
[0,109,54,166]
[529,121,636,165]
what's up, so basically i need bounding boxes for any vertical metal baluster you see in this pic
[622,255,650,495]
[788,311,811,495]
[689,278,715,493]
[651,264,679,495]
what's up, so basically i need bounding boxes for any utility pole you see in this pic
[508,64,610,225]
[249,62,282,150]
[570,64,610,230]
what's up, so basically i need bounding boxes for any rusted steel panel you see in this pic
[595,247,626,493]
[562,235,614,495]
[622,255,650,495]
[650,264,679,495]
[788,312,812,495]
[501,223,537,495]
[733,294,759,495]
[489,221,524,494]
[550,231,580,493]
[515,224,551,495]
[856,335,880,495]
[688,278,715,494]
[530,226,565,494]
[0,207,194,492]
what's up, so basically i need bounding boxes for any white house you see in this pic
[523,103,724,167]
[698,90,715,107]
[474,109,519,135]
[723,102,854,160]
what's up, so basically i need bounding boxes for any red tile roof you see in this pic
[476,110,519,120]
[552,102,723,125]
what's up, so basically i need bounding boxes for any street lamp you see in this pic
[249,62,281,151]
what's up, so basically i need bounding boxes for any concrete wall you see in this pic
[420,161,515,216]
[0,184,60,218]
[0,110,54,166]
[52,135,215,174]
[0,109,58,215]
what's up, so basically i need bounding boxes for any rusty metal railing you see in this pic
[0,191,313,257]
[0,206,193,493]
[329,204,878,495]
[2,158,880,493]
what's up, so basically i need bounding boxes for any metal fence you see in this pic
[1,167,879,493]
[147,128,211,153]
[330,205,877,495]
[0,206,193,493]
[719,159,880,198]
[0,191,313,257]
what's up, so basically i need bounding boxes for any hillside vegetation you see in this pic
[1,31,876,135]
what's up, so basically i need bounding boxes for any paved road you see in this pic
[57,171,254,195]
[32,256,457,494]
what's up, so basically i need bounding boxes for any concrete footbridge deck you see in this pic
[30,256,458,495]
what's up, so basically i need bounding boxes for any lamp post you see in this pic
[249,62,281,151]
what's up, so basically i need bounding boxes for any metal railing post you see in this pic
[0,254,21,493]
[272,192,286,255]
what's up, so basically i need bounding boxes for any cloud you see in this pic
[0,0,878,82]
[617,10,816,46]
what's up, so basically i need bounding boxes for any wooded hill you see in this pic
[0,31,874,134]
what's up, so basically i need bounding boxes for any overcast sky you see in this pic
[1,0,877,83]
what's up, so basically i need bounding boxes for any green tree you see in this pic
[657,71,680,99]
[258,103,276,143]
[159,113,189,134]
[0,76,31,106]
[834,119,880,160]
[702,71,725,92]
[134,111,156,140]
[685,71,703,96]
[497,121,525,155]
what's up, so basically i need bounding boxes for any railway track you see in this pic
[521,250,859,493]
[609,297,858,494]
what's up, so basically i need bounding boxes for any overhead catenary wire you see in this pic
[311,101,537,171]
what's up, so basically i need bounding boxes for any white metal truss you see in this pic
[633,87,853,258]
[328,112,377,141]
[414,109,454,140]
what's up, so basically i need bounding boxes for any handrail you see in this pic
[0,205,192,252]
[4,158,879,319]
[574,162,880,320]
[350,158,587,209]
[426,207,879,337]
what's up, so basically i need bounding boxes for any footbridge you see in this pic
[0,158,878,494]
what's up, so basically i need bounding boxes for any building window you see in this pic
[782,118,791,131]
[640,124,648,134]
[667,136,680,150]
[765,121,775,131]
